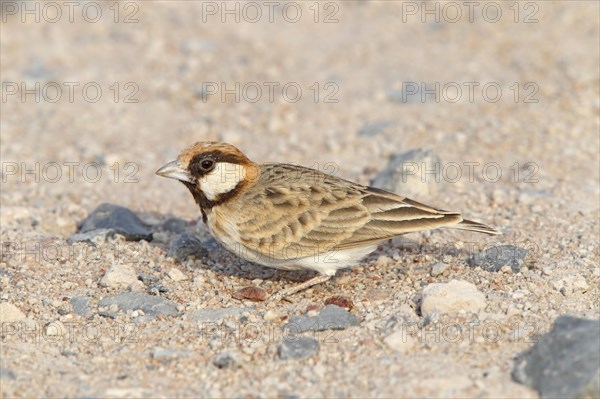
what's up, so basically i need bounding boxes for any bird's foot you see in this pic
[270,274,332,302]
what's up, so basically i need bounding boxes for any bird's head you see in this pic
[156,141,259,208]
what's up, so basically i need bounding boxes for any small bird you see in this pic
[156,141,499,300]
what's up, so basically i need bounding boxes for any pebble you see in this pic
[357,120,395,136]
[468,245,528,272]
[99,264,138,288]
[45,321,66,336]
[0,302,27,323]
[151,347,189,362]
[384,331,417,353]
[0,368,16,380]
[285,305,360,333]
[371,148,444,199]
[167,233,207,262]
[213,351,241,369]
[99,292,179,317]
[67,228,116,244]
[233,286,268,302]
[324,296,354,310]
[263,310,281,321]
[512,315,600,398]
[74,203,152,241]
[186,307,251,323]
[421,280,486,317]
[168,268,188,282]
[160,218,189,233]
[430,262,450,277]
[278,336,320,360]
[128,280,146,292]
[550,274,589,296]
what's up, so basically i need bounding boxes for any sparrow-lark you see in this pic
[157,141,499,300]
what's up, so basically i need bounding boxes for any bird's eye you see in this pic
[201,159,214,171]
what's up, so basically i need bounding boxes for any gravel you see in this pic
[1,2,598,398]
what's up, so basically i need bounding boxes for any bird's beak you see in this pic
[155,160,192,183]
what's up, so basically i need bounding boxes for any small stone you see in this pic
[324,296,354,310]
[67,228,116,244]
[99,292,178,317]
[151,347,189,362]
[186,307,251,323]
[99,263,138,288]
[161,218,189,233]
[0,302,27,323]
[45,321,66,336]
[278,336,319,360]
[168,268,188,282]
[167,233,207,262]
[213,351,240,369]
[128,280,146,292]
[286,305,360,333]
[70,297,90,316]
[75,203,152,241]
[512,315,600,398]
[233,286,267,302]
[550,274,589,296]
[371,148,444,199]
[468,245,528,272]
[430,262,450,277]
[57,306,70,316]
[0,368,16,380]
[357,120,395,136]
[421,280,486,317]
[263,310,281,321]
[384,331,417,353]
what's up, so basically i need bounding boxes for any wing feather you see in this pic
[233,164,493,260]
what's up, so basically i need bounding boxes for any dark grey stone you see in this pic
[167,233,207,262]
[286,305,360,333]
[70,296,91,316]
[160,218,189,234]
[186,307,251,323]
[468,245,528,272]
[76,203,152,241]
[371,148,443,199]
[99,292,178,317]
[213,351,239,369]
[67,228,116,244]
[278,336,319,360]
[512,315,600,399]
[98,311,117,319]
[358,120,395,136]
[0,368,16,380]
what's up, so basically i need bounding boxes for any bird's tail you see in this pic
[451,219,501,235]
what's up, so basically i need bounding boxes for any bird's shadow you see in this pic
[147,215,318,284]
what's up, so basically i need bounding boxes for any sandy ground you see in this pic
[1,1,599,397]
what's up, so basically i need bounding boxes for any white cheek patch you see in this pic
[200,162,246,201]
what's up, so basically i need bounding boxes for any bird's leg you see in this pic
[270,274,332,302]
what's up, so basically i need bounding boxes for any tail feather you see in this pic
[451,219,501,235]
